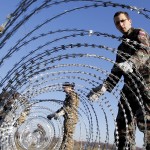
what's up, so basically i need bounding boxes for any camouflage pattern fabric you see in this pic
[0,90,29,128]
[57,91,79,150]
[104,28,150,149]
[0,91,20,125]
[17,111,29,125]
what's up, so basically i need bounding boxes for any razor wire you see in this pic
[0,0,149,150]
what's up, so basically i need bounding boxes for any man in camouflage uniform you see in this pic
[13,108,30,128]
[87,11,150,149]
[0,89,20,125]
[47,82,79,150]
[33,124,46,142]
[0,87,29,127]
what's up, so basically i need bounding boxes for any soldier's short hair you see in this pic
[62,82,75,88]
[114,11,130,20]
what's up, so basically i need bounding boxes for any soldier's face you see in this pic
[63,86,72,93]
[114,13,132,34]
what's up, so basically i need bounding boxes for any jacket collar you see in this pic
[123,27,134,38]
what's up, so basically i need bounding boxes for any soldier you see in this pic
[0,90,20,125]
[13,109,30,127]
[0,87,29,127]
[33,124,46,143]
[47,82,79,150]
[87,11,150,149]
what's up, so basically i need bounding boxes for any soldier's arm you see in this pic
[103,51,123,92]
[55,106,65,117]
[55,106,64,113]
[128,29,150,69]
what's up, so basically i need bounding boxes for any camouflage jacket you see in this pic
[0,91,14,118]
[104,28,150,98]
[57,91,79,119]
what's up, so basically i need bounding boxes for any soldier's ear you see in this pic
[129,18,132,25]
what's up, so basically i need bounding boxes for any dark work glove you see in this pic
[47,113,56,120]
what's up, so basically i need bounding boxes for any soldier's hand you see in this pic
[47,113,56,120]
[118,61,133,73]
[54,113,59,120]
[87,84,107,101]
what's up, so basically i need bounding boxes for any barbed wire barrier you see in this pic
[0,0,149,149]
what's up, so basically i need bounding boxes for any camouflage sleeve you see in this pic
[56,92,79,114]
[104,51,123,92]
[55,106,64,113]
[69,92,79,109]
[55,100,67,113]
[129,29,150,69]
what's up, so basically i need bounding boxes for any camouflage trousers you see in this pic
[115,97,150,150]
[59,118,78,150]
